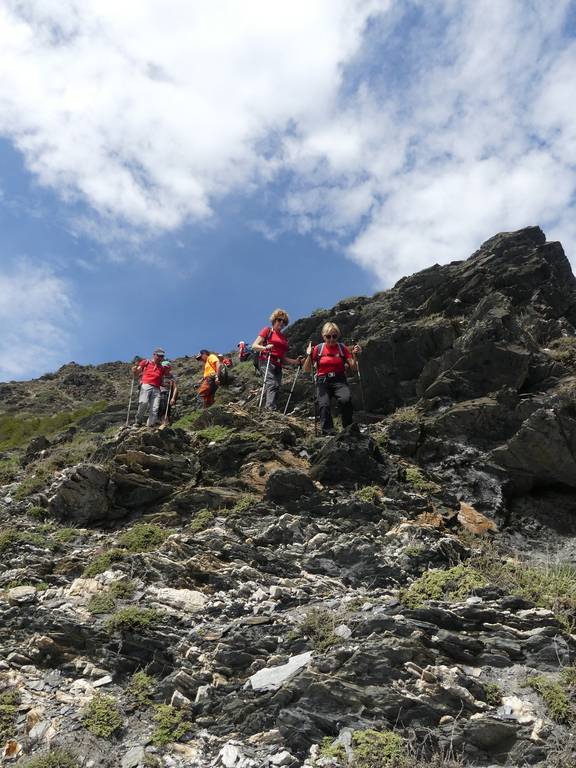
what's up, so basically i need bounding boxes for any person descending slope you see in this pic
[196,349,223,408]
[132,348,173,427]
[303,322,361,435]
[251,309,302,411]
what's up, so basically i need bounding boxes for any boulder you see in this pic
[265,469,316,503]
[310,425,391,485]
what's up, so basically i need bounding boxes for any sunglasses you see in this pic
[324,334,338,339]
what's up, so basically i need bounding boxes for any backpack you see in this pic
[315,342,346,362]
[216,354,233,386]
[253,329,272,372]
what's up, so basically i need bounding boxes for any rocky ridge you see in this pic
[0,227,575,767]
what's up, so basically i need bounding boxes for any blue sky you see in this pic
[1,0,576,381]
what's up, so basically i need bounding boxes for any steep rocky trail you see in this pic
[1,227,576,767]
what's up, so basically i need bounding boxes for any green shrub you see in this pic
[195,425,231,442]
[388,406,420,423]
[82,694,123,738]
[87,592,116,615]
[27,505,48,521]
[17,750,80,768]
[353,485,383,504]
[319,737,346,760]
[109,580,135,600]
[352,729,407,768]
[0,689,20,741]
[527,675,574,724]
[0,456,19,484]
[0,528,54,555]
[401,565,487,609]
[128,671,154,706]
[53,528,79,544]
[300,607,343,652]
[187,508,214,533]
[151,704,190,746]
[83,550,124,577]
[105,607,161,633]
[118,524,169,553]
[0,528,18,554]
[171,411,203,430]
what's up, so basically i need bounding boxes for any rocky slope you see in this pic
[0,227,576,768]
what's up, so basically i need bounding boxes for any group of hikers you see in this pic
[130,308,362,437]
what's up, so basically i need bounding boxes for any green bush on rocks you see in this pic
[353,485,383,504]
[527,675,574,724]
[105,607,162,633]
[83,550,124,577]
[300,607,343,652]
[352,729,407,768]
[195,425,231,442]
[151,704,190,746]
[0,689,20,741]
[87,592,116,615]
[118,523,169,553]
[82,694,123,738]
[17,750,80,768]
[128,671,155,706]
[187,508,214,533]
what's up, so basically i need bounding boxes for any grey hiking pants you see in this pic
[264,364,283,410]
[316,376,353,433]
[136,383,161,427]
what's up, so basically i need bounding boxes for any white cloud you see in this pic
[0,262,74,380]
[0,0,384,234]
[1,0,576,290]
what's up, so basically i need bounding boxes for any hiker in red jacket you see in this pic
[303,322,361,435]
[251,308,302,410]
[132,348,173,427]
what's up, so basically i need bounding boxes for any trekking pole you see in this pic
[162,381,172,425]
[258,353,272,410]
[283,363,301,415]
[126,376,135,426]
[353,342,367,414]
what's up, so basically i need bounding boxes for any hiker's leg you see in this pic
[148,386,161,426]
[206,376,217,407]
[316,380,333,433]
[198,378,211,408]
[265,366,282,410]
[135,384,152,425]
[333,380,353,427]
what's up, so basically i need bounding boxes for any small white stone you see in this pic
[334,624,352,640]
[92,675,113,688]
[270,750,295,766]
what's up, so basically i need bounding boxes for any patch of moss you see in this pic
[187,508,214,533]
[0,456,19,484]
[87,592,116,615]
[13,467,52,501]
[0,689,20,742]
[171,410,204,430]
[151,704,190,746]
[403,465,441,494]
[353,485,383,504]
[483,682,503,707]
[195,425,231,442]
[27,505,48,521]
[319,737,346,760]
[352,729,407,768]
[105,607,161,633]
[128,671,154,707]
[229,494,258,516]
[82,693,123,738]
[300,607,343,652]
[118,524,169,553]
[83,549,124,577]
[17,750,80,768]
[0,528,55,555]
[527,675,573,724]
[401,565,487,609]
[548,336,576,367]
[0,402,107,450]
[389,405,420,423]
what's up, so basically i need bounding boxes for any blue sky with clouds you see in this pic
[1,0,576,381]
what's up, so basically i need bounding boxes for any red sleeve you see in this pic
[258,326,270,340]
[343,345,353,360]
[138,359,147,371]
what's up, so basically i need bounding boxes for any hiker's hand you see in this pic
[297,356,304,367]
[265,344,274,351]
[306,342,312,355]
[352,344,362,354]
[170,399,176,406]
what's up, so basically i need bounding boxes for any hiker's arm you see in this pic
[251,335,273,353]
[170,380,179,403]
[346,344,361,372]
[132,362,142,378]
[285,356,302,366]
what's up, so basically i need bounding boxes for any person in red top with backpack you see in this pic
[303,322,361,435]
[251,308,302,411]
[132,348,173,427]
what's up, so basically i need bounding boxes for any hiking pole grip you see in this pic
[126,376,135,426]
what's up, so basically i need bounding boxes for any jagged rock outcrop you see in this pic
[1,226,576,767]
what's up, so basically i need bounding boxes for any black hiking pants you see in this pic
[316,375,353,434]
[264,363,283,410]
